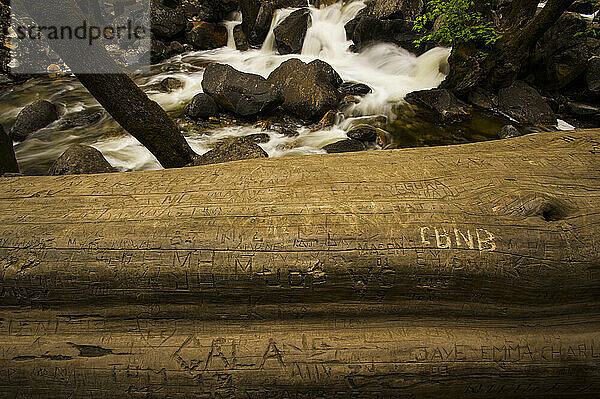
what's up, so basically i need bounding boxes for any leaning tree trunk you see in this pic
[483,0,576,89]
[444,0,576,94]
[0,129,599,398]
[16,0,196,168]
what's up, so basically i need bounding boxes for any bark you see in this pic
[0,129,599,397]
[443,0,577,93]
[16,0,196,168]
[503,0,539,31]
[486,0,577,88]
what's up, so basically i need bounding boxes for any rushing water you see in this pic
[2,1,475,174]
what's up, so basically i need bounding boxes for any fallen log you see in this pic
[0,129,599,398]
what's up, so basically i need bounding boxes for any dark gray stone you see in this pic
[9,100,59,142]
[405,89,470,123]
[268,58,342,121]
[340,82,373,96]
[498,81,557,126]
[186,22,228,50]
[151,2,186,39]
[322,139,366,153]
[193,137,268,166]
[274,8,312,55]
[48,144,116,176]
[497,125,522,139]
[185,93,220,119]
[202,63,283,116]
[347,125,378,142]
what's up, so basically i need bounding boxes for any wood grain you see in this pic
[0,129,599,398]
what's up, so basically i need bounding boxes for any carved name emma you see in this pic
[420,226,497,251]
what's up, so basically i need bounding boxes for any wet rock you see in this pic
[249,2,275,46]
[193,137,268,166]
[498,81,556,126]
[587,57,600,98]
[267,58,342,121]
[186,22,228,50]
[345,0,428,54]
[405,89,470,123]
[48,144,116,176]
[60,110,104,129]
[347,125,378,142]
[312,110,339,131]
[245,133,271,144]
[185,93,221,119]
[468,87,498,112]
[0,125,18,175]
[202,63,283,116]
[234,25,250,51]
[150,39,170,63]
[497,125,522,139]
[340,82,372,96]
[566,101,600,123]
[368,0,424,20]
[274,8,312,55]
[177,0,220,21]
[151,2,186,39]
[160,77,184,92]
[344,115,388,130]
[322,139,366,153]
[9,100,59,142]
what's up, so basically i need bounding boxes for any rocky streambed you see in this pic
[0,0,598,176]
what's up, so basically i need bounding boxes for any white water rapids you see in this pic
[2,0,452,173]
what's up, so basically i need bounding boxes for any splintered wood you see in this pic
[0,130,599,398]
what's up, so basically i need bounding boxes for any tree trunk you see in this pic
[16,0,196,168]
[0,124,18,174]
[486,0,577,88]
[0,129,599,397]
[443,0,576,93]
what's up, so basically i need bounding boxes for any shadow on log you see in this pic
[0,130,599,397]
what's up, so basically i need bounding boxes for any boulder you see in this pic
[48,144,116,176]
[177,0,220,21]
[186,22,228,50]
[347,125,378,142]
[9,100,59,142]
[322,139,366,153]
[234,25,250,51]
[249,2,275,46]
[267,58,342,121]
[497,125,522,139]
[193,137,268,166]
[151,2,186,39]
[159,77,184,92]
[566,101,600,124]
[0,124,18,175]
[368,0,424,20]
[240,0,308,45]
[150,39,170,63]
[498,81,557,126]
[60,109,104,129]
[587,56,600,98]
[274,8,312,55]
[340,82,372,96]
[245,133,271,144]
[185,93,220,119]
[202,63,283,116]
[405,89,470,123]
[345,0,428,54]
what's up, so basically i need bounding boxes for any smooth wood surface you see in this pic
[0,129,599,398]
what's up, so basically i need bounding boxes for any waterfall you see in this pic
[3,0,453,173]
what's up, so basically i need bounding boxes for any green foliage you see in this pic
[575,0,600,38]
[413,0,501,48]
